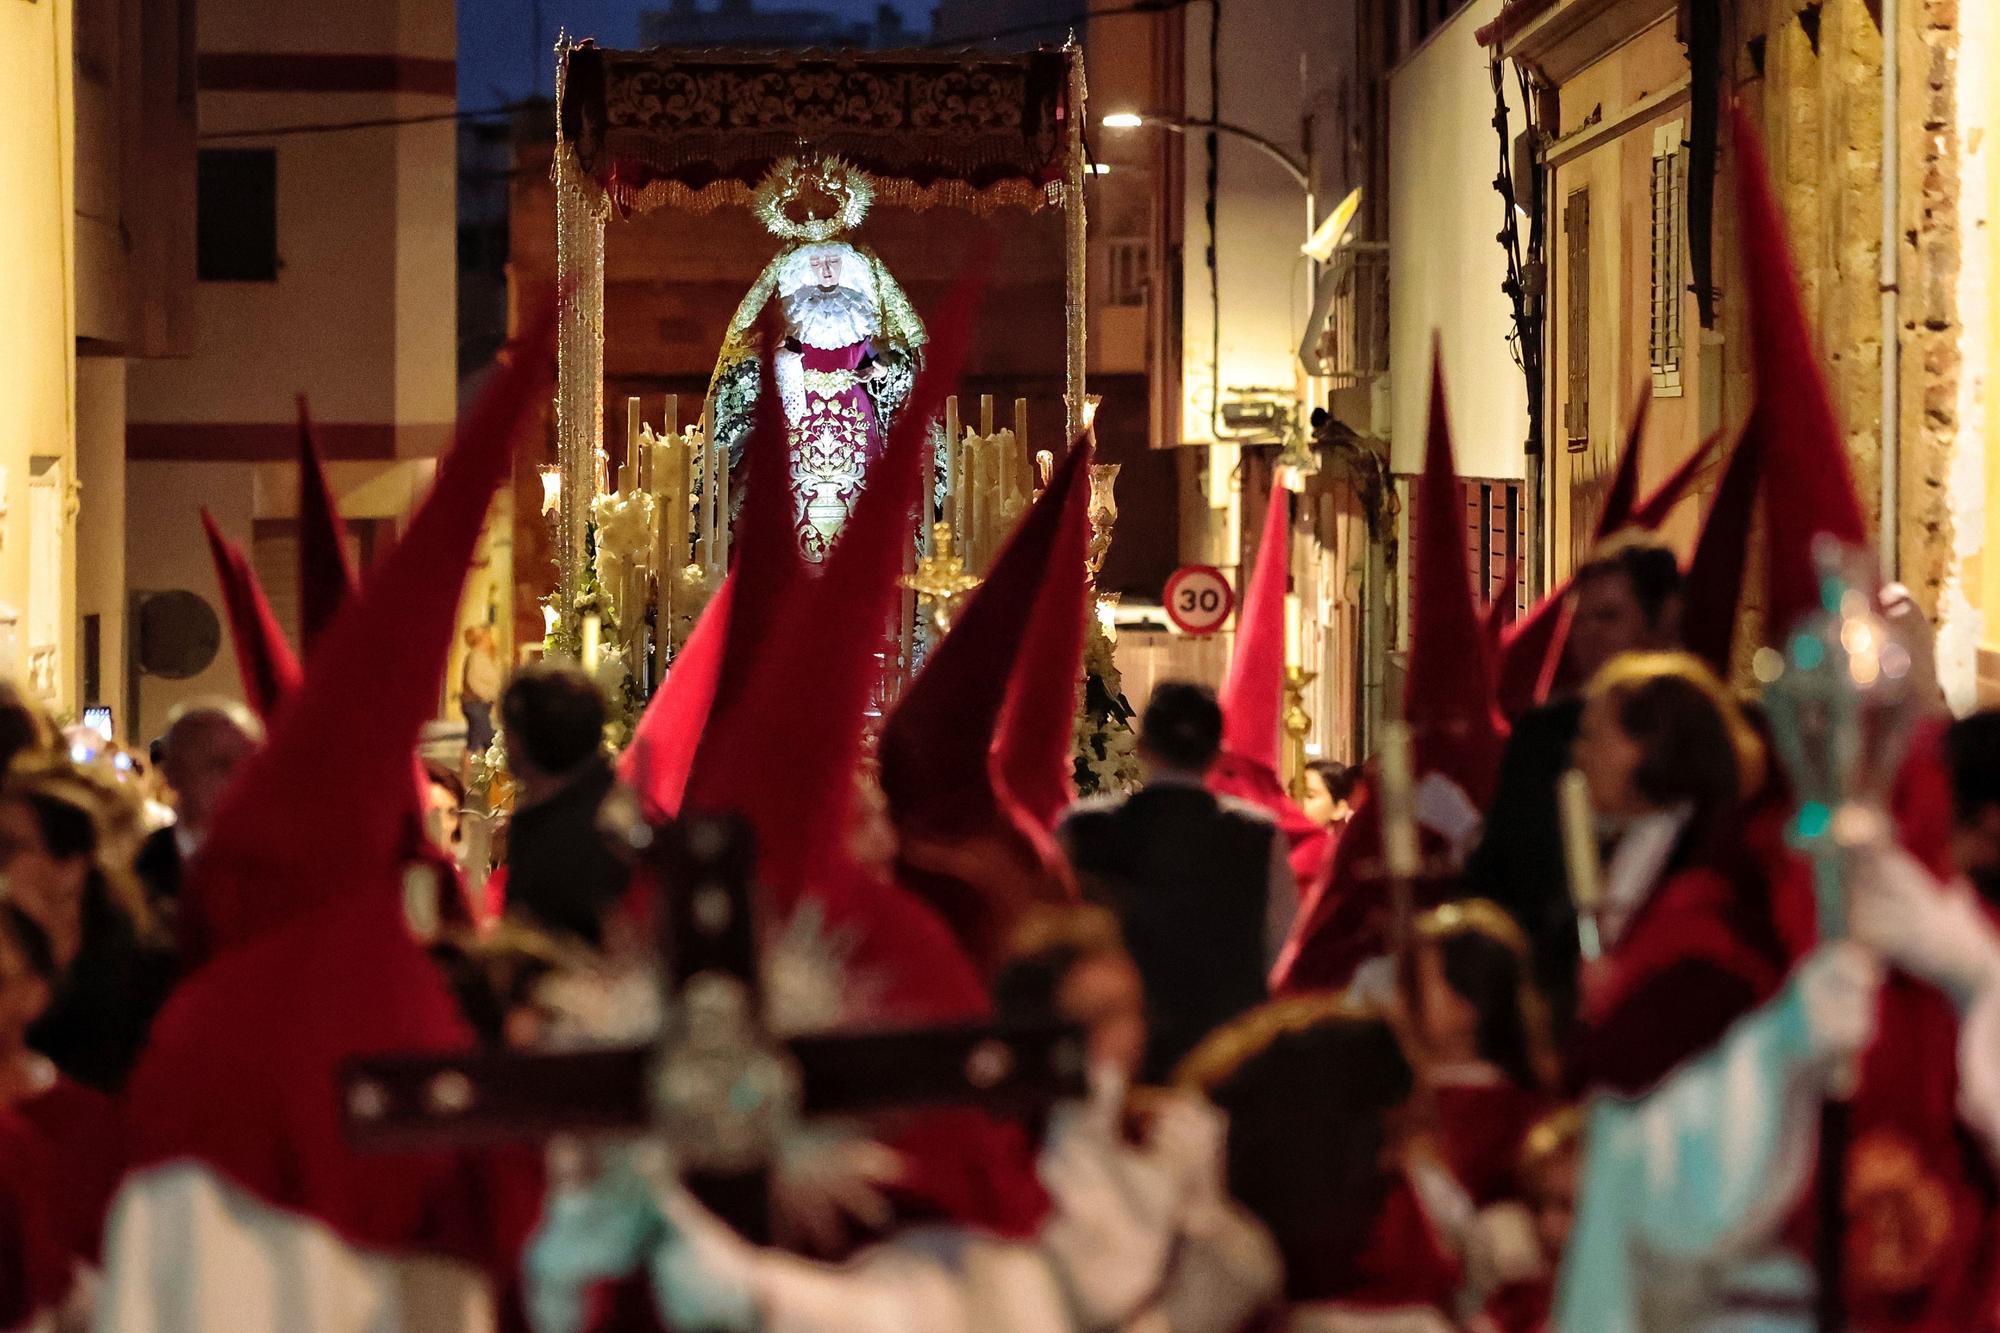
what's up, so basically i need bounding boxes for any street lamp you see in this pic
[1101,111,1310,195]
[1103,109,1321,416]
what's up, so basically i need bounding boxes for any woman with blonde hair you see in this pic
[1564,650,1810,1096]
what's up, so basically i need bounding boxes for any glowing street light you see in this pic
[1098,111,1308,190]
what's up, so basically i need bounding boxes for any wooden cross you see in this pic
[340,809,1087,1242]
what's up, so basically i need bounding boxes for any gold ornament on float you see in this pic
[753,156,876,244]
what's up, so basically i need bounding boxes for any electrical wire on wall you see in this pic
[1206,0,1223,443]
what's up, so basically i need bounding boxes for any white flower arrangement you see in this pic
[1073,599,1141,797]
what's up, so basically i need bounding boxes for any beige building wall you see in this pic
[126,463,255,731]
[125,0,458,738]
[76,357,127,722]
[1389,0,1530,482]
[1530,8,1715,583]
[1975,1,2000,703]
[1174,0,1339,452]
[0,0,80,713]
[1503,0,1980,700]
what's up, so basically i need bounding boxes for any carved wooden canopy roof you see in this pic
[557,42,1080,217]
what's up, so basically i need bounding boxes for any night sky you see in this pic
[458,0,935,103]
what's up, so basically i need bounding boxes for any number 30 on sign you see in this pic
[1163,565,1235,636]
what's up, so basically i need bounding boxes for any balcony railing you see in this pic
[1310,242,1390,389]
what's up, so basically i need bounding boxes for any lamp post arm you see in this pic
[1141,115,1311,191]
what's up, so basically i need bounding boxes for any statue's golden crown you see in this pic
[753,155,875,244]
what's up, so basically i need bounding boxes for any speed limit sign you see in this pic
[1163,565,1235,635]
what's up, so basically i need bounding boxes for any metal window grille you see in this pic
[1412,0,1471,43]
[1320,242,1391,389]
[1457,480,1526,627]
[1649,121,1687,397]
[1563,188,1591,452]
[1106,238,1148,309]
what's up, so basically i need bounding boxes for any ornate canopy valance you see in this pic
[557,43,1079,216]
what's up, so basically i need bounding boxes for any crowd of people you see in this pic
[3,538,1996,1333]
[3,110,1998,1333]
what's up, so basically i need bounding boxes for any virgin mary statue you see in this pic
[706,157,927,562]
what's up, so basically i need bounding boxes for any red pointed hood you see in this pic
[877,439,1090,970]
[1730,103,1869,636]
[1209,477,1328,882]
[123,298,557,1268]
[882,440,1092,838]
[1596,389,1651,534]
[617,574,734,821]
[296,398,358,653]
[700,333,804,737]
[184,299,558,959]
[1681,428,1767,674]
[684,269,981,915]
[1492,419,1715,717]
[681,265,1050,1235]
[624,352,788,820]
[1219,480,1292,774]
[1408,353,1504,803]
[1277,351,1510,992]
[991,439,1095,833]
[200,510,303,721]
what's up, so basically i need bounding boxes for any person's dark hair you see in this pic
[1575,539,1683,627]
[422,757,466,808]
[1587,653,1761,826]
[3,768,157,944]
[1139,681,1224,772]
[500,663,605,777]
[0,685,52,781]
[0,903,56,984]
[1179,1001,1417,1302]
[1947,710,2000,826]
[1417,900,1552,1092]
[1306,759,1356,803]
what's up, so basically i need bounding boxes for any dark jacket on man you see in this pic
[503,753,628,947]
[1462,696,1586,1029]
[134,826,182,908]
[1060,776,1294,1082]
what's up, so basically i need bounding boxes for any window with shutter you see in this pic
[1457,479,1526,628]
[1563,188,1590,453]
[1412,0,1471,44]
[1649,120,1687,397]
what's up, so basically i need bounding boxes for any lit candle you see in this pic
[1558,769,1604,959]
[1378,721,1418,880]
[971,438,988,568]
[943,396,960,544]
[623,397,640,493]
[696,406,715,571]
[659,396,682,571]
[1285,592,1303,666]
[715,436,731,571]
[580,613,601,675]
[1012,396,1029,510]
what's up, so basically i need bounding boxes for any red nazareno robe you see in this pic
[1577,753,2000,1329]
